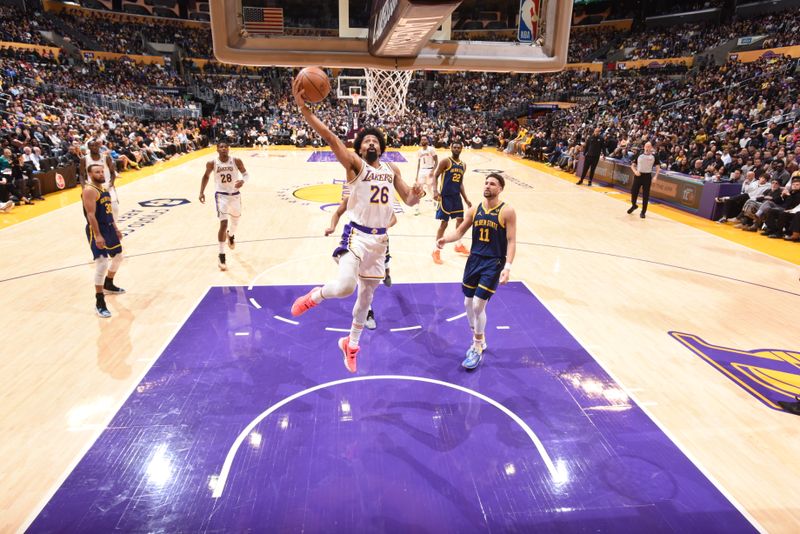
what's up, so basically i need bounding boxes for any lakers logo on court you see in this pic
[670,332,800,410]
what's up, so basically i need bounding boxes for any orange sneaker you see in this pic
[291,286,321,317]
[432,249,443,264]
[454,243,470,255]
[339,336,359,373]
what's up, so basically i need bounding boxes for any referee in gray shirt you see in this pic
[628,142,660,219]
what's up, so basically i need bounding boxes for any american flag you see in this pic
[243,7,284,34]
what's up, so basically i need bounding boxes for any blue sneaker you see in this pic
[462,346,483,370]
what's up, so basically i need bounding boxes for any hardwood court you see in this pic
[1,147,798,532]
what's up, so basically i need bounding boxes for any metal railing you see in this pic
[29,79,200,120]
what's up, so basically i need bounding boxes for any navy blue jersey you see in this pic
[440,158,465,197]
[83,183,115,228]
[84,183,121,258]
[471,201,507,258]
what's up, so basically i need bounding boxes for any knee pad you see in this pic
[110,253,124,272]
[94,256,110,285]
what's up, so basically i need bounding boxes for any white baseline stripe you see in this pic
[390,325,422,332]
[248,298,262,309]
[211,374,557,498]
[273,315,299,326]
[446,312,467,322]
[496,326,510,330]
[234,332,249,337]
[325,327,350,332]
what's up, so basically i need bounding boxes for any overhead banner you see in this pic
[518,0,542,43]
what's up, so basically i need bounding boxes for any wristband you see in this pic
[241,172,250,182]
[503,263,512,271]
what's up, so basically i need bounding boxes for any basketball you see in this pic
[295,67,330,103]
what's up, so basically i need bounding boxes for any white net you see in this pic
[365,68,414,118]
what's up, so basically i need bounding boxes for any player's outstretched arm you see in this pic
[499,206,516,285]
[325,198,348,236]
[432,158,447,200]
[460,162,471,207]
[438,206,476,248]
[293,78,359,176]
[389,162,423,206]
[199,160,213,203]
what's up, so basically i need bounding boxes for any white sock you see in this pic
[218,241,225,253]
[311,288,324,304]
[349,323,364,346]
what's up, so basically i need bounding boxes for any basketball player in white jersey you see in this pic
[415,135,438,214]
[291,78,424,373]
[80,139,119,221]
[199,142,250,271]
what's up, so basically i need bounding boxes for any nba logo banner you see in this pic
[518,0,541,43]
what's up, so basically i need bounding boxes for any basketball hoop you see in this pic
[364,69,413,118]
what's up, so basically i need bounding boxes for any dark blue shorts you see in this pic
[462,254,504,300]
[86,224,122,260]
[436,195,464,221]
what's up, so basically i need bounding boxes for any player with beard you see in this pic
[82,163,125,318]
[290,78,424,373]
[438,173,517,370]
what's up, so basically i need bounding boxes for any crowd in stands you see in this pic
[50,10,214,57]
[616,8,800,60]
[569,27,623,62]
[0,2,798,237]
[0,5,56,46]
[0,47,206,211]
[507,54,799,239]
[2,4,799,65]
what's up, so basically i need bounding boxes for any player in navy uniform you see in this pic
[438,173,517,369]
[432,141,472,264]
[82,163,125,318]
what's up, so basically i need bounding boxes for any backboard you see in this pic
[209,0,573,73]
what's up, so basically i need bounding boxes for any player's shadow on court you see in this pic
[96,300,133,379]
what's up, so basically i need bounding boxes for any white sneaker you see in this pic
[365,309,377,330]
[0,200,13,212]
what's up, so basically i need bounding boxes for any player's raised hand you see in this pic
[292,78,307,108]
